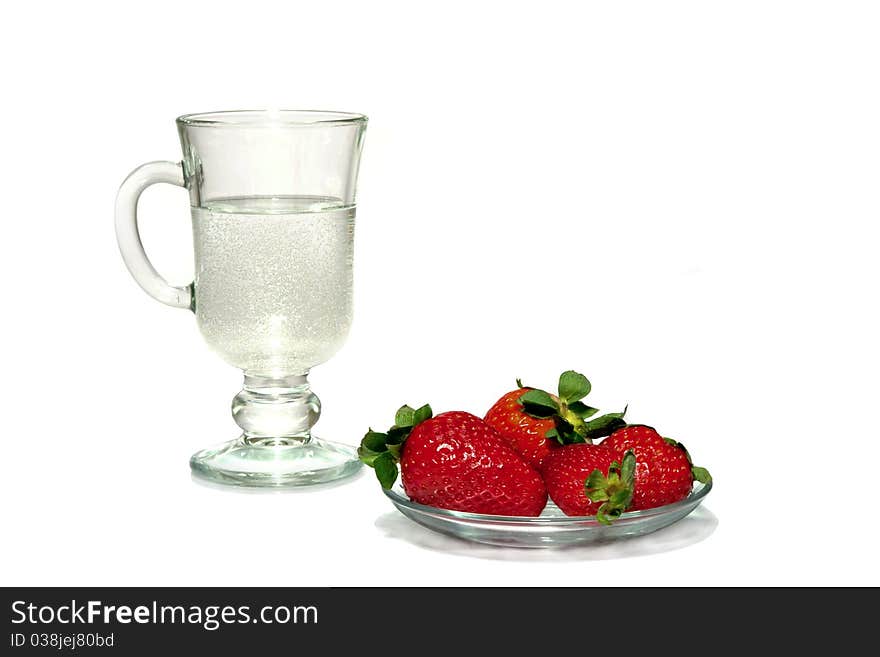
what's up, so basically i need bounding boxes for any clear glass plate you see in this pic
[383,480,712,548]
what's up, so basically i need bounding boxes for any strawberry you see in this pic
[358,404,548,516]
[601,425,712,510]
[484,370,628,469]
[484,388,559,468]
[541,444,636,523]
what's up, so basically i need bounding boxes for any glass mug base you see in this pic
[190,436,361,488]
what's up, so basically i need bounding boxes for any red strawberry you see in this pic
[484,370,628,469]
[541,443,636,522]
[601,425,711,510]
[484,388,559,468]
[359,405,547,517]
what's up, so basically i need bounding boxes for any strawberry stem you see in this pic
[585,451,636,525]
[516,370,627,445]
[358,404,433,489]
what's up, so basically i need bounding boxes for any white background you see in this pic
[1,1,878,586]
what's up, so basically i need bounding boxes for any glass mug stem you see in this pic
[233,373,320,444]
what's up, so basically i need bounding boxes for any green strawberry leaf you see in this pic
[692,466,712,484]
[552,415,590,445]
[545,428,560,443]
[581,408,628,440]
[413,404,433,426]
[359,403,433,477]
[519,388,557,409]
[550,414,588,444]
[587,489,610,503]
[568,401,599,419]
[555,416,574,433]
[518,389,559,418]
[587,452,636,524]
[620,450,636,487]
[596,503,623,526]
[523,406,556,419]
[395,405,416,428]
[609,489,631,507]
[558,370,591,404]
[373,452,398,489]
[386,425,411,444]
[585,469,609,501]
[358,430,389,466]
[513,370,625,447]
[357,447,380,466]
[361,430,389,453]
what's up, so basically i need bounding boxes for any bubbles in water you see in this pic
[192,196,355,374]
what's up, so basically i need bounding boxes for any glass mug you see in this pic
[115,110,367,487]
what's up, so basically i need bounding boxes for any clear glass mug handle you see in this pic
[114,161,193,310]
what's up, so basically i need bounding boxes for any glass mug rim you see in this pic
[176,109,368,129]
